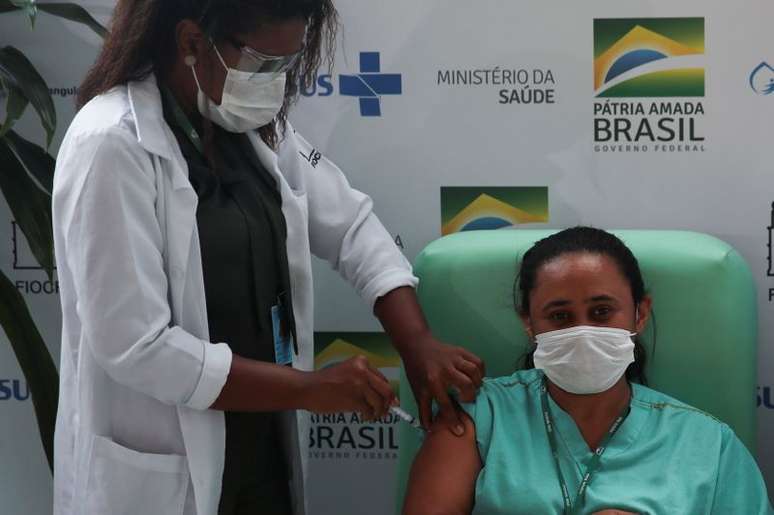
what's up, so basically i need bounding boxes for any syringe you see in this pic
[389,406,424,433]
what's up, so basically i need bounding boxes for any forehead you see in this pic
[530,252,632,302]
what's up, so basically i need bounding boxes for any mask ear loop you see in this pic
[209,38,230,71]
[188,55,204,90]
[187,55,210,110]
[187,54,219,115]
[629,305,641,337]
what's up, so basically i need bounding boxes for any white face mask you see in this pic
[533,325,636,394]
[190,47,286,133]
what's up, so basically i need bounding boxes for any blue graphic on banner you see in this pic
[750,62,774,95]
[0,379,29,401]
[300,75,335,97]
[759,386,774,409]
[339,52,402,116]
[767,202,774,277]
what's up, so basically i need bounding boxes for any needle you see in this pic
[389,405,424,433]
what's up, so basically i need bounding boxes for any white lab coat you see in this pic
[51,73,417,515]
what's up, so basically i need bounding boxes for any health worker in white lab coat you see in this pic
[51,1,485,514]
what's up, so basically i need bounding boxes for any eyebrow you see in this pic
[540,295,619,312]
[541,299,571,312]
[589,295,617,303]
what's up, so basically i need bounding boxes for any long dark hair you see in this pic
[77,0,338,149]
[515,227,653,384]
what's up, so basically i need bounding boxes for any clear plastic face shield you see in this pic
[211,20,307,80]
[223,37,303,76]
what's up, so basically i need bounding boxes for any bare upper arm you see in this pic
[402,411,482,515]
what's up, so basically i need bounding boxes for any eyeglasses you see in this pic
[224,37,303,76]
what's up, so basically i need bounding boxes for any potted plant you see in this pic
[0,0,105,472]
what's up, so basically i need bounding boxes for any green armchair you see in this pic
[395,230,757,512]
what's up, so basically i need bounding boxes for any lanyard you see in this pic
[161,86,204,155]
[540,379,629,515]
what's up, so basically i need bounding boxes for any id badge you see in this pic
[271,303,294,365]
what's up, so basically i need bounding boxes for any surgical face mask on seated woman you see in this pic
[533,325,636,394]
[189,43,288,133]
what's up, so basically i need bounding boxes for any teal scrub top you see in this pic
[461,369,773,515]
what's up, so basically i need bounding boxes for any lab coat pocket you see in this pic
[83,435,189,515]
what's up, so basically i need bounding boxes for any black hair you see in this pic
[514,226,653,384]
[77,0,338,149]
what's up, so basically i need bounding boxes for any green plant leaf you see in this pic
[0,133,54,280]
[0,46,56,148]
[36,2,107,38]
[0,269,58,472]
[0,80,30,137]
[3,129,53,195]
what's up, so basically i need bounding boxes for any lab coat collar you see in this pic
[127,74,193,191]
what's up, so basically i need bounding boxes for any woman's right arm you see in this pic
[212,354,395,418]
[56,127,393,417]
[403,413,482,515]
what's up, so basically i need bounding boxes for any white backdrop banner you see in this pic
[1,1,772,514]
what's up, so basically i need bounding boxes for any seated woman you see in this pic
[403,227,774,515]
